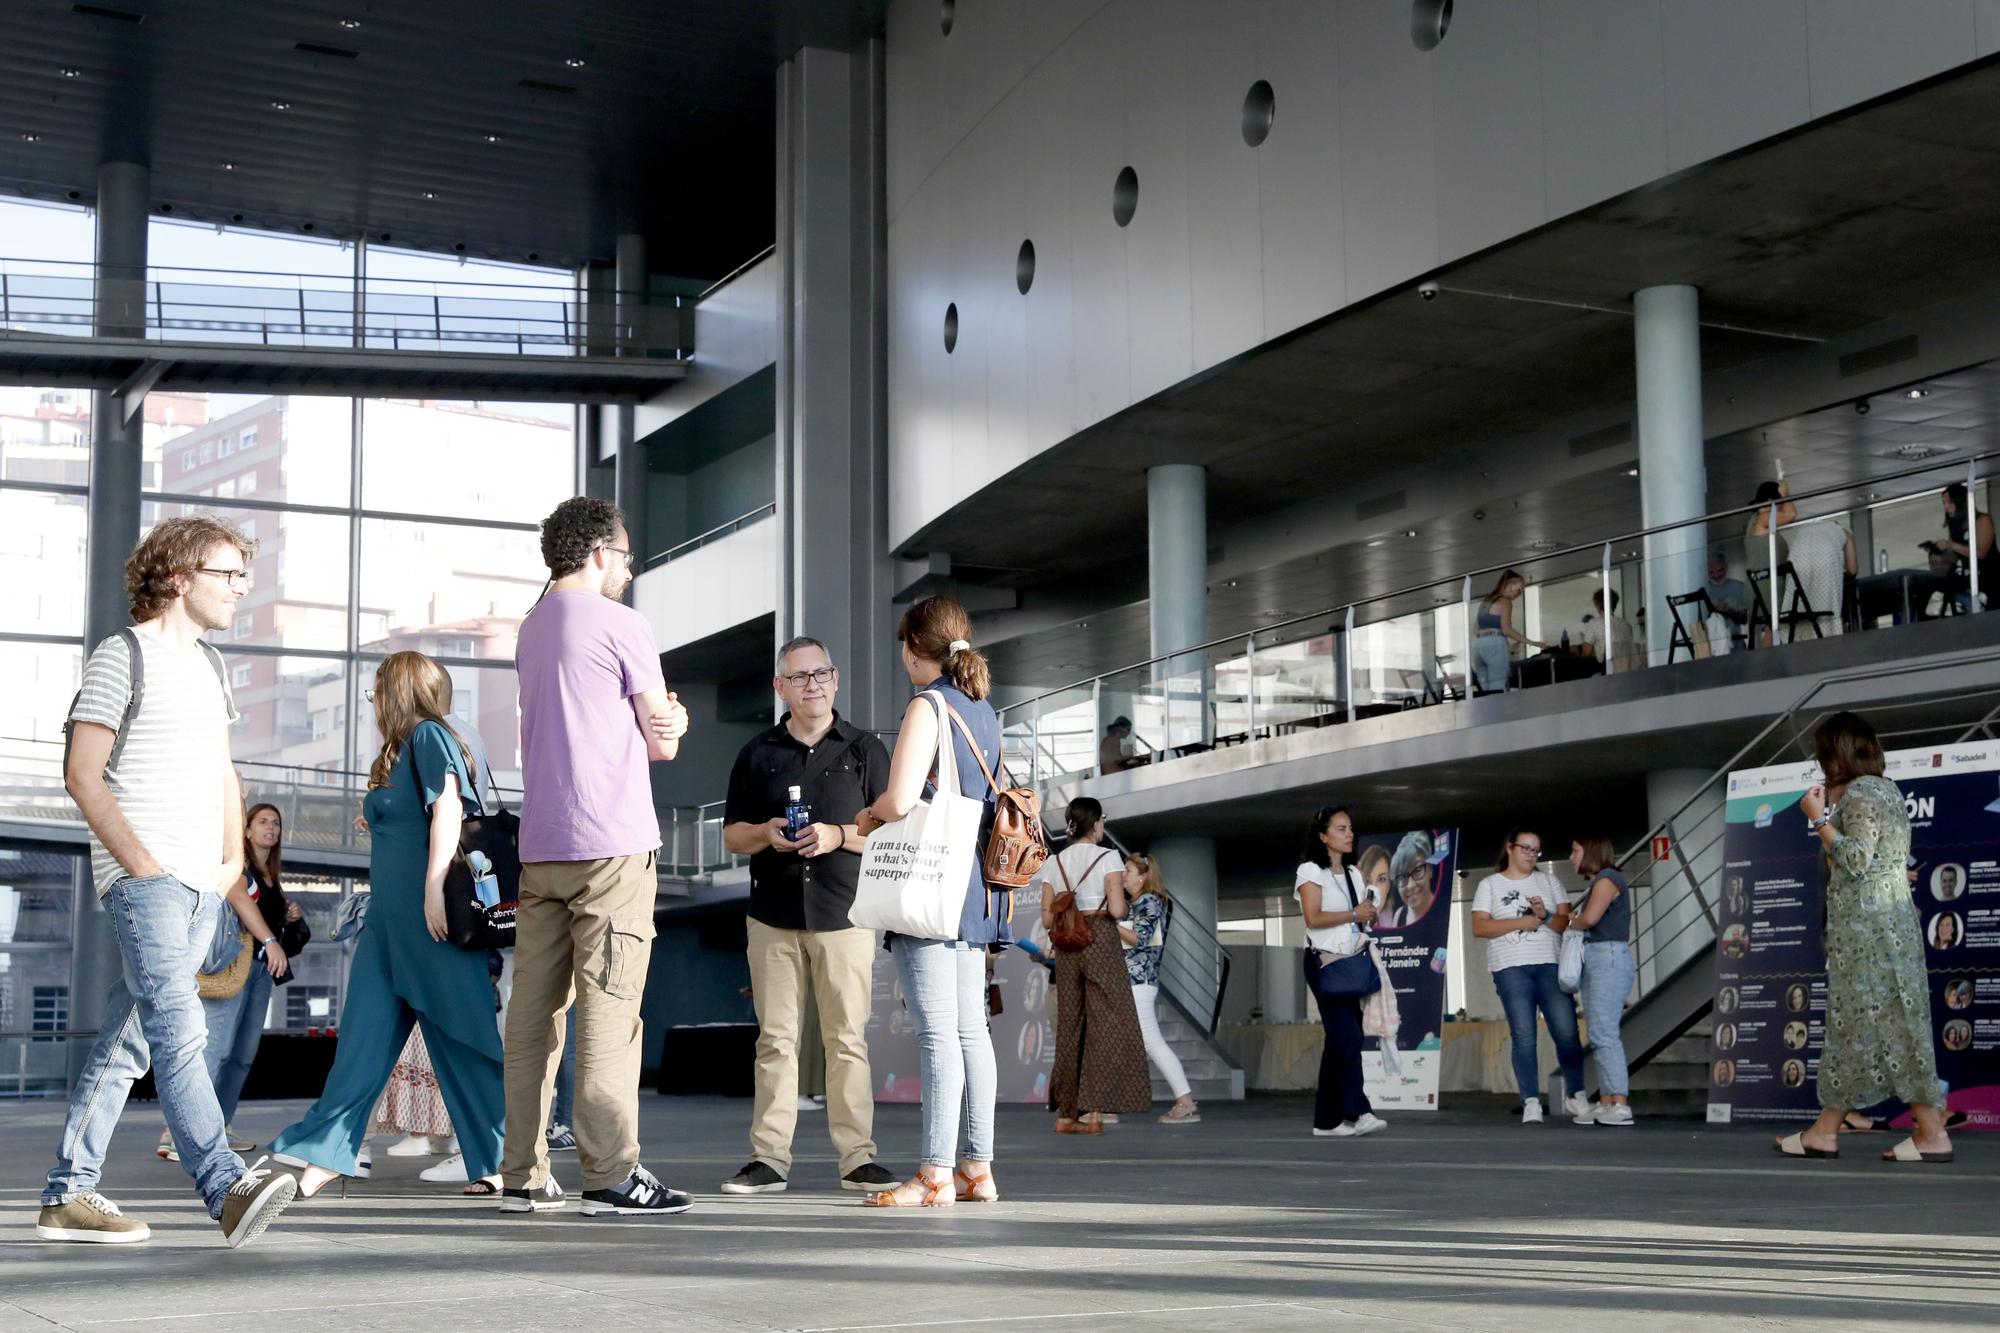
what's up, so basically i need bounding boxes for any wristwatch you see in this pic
[1807,815,1831,833]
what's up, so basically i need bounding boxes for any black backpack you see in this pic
[62,628,230,778]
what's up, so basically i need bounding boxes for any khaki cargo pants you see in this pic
[501,852,656,1192]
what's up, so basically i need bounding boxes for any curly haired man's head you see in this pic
[126,515,255,630]
[539,497,633,598]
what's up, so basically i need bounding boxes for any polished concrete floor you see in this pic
[0,1094,1993,1331]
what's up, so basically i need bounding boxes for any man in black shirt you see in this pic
[718,637,895,1196]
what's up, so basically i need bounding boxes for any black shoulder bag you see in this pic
[406,734,520,951]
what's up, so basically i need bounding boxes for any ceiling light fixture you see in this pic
[565,57,586,68]
[20,132,41,142]
[61,67,82,78]
[270,99,291,110]
[1403,528,1420,539]
[221,161,235,170]
[338,17,361,28]
[482,132,501,143]
[420,189,437,199]
[1366,539,1386,548]
[1625,468,1640,477]
[1905,387,1930,400]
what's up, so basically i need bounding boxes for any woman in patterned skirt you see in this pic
[1037,798,1152,1133]
[1775,711,1954,1164]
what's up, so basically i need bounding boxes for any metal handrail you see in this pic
[1076,828,1233,1036]
[997,448,1999,723]
[644,502,777,568]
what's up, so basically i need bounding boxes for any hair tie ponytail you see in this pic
[948,638,970,655]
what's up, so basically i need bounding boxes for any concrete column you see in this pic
[1634,285,1708,667]
[775,43,895,730]
[614,232,646,357]
[610,404,647,568]
[1152,834,1221,1017]
[1147,464,1207,749]
[1642,768,1722,993]
[75,160,150,1082]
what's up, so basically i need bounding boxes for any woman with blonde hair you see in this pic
[1118,852,1198,1124]
[270,652,505,1197]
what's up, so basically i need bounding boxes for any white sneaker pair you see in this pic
[1313,1112,1388,1138]
[1581,1102,1635,1127]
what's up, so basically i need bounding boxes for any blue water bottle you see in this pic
[784,785,812,843]
[468,849,500,908]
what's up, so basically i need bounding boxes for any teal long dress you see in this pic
[269,721,505,1177]
[1816,775,1945,1111]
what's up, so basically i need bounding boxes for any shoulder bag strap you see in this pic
[1056,849,1112,899]
[920,691,961,797]
[941,703,1003,796]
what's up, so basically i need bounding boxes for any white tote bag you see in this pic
[1558,924,1587,995]
[849,691,981,940]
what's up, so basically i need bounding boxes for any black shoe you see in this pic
[580,1166,693,1217]
[499,1179,566,1213]
[841,1162,897,1192]
[719,1161,788,1195]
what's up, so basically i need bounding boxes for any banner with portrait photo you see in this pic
[1709,743,2000,1129]
[1355,828,1459,1110]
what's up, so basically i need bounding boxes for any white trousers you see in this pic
[1130,982,1191,1100]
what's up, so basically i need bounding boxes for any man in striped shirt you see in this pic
[36,517,299,1249]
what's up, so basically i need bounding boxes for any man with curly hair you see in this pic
[500,497,694,1217]
[38,517,300,1249]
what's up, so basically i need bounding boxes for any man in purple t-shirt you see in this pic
[500,498,692,1218]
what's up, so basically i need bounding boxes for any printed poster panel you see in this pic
[1357,828,1458,1110]
[1709,743,2000,1129]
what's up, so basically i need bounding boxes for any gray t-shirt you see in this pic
[71,630,238,897]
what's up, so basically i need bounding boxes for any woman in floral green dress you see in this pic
[1776,712,1953,1164]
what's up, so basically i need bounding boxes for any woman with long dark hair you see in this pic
[1777,712,1953,1164]
[269,651,505,1197]
[1037,797,1151,1134]
[1940,483,1997,613]
[1473,570,1538,693]
[854,596,1005,1206]
[1297,805,1386,1138]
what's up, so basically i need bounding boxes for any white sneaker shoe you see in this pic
[795,1096,824,1112]
[1521,1098,1545,1124]
[1573,1103,1599,1125]
[1313,1122,1359,1137]
[1562,1093,1594,1121]
[385,1133,436,1157]
[419,1153,469,1183]
[1351,1113,1388,1137]
[1593,1103,1635,1127]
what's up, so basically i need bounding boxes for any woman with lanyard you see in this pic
[1297,805,1387,1138]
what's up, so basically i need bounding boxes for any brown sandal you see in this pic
[863,1173,955,1207]
[953,1166,998,1203]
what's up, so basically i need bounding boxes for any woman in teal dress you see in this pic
[1775,711,1953,1165]
[271,652,505,1195]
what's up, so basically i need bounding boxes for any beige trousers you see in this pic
[501,852,656,1192]
[745,918,879,1175]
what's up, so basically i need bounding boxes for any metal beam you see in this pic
[113,357,173,424]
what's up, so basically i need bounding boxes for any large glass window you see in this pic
[141,500,352,653]
[360,399,572,521]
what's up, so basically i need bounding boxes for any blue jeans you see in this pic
[1580,940,1635,1097]
[890,937,994,1168]
[204,964,273,1122]
[550,1006,577,1127]
[44,876,244,1218]
[1492,962,1585,1105]
[1473,634,1510,693]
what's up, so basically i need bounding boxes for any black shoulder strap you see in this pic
[104,628,144,772]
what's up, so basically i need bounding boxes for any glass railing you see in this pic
[0,257,688,358]
[998,451,1994,785]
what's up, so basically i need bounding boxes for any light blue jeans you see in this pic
[551,1006,577,1127]
[890,937,995,1169]
[1473,634,1510,693]
[44,876,245,1218]
[1580,940,1636,1097]
[1492,962,1585,1104]
[204,963,273,1123]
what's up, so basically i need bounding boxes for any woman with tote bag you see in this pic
[853,597,1005,1207]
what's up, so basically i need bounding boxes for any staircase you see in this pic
[1152,990,1246,1102]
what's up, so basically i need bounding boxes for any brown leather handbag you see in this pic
[942,704,1050,888]
[1048,850,1111,952]
[196,931,255,1001]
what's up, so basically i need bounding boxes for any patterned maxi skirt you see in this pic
[372,1027,455,1137]
[1049,922,1155,1118]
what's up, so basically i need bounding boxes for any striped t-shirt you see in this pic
[71,630,238,897]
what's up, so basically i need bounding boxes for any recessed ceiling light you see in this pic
[1076,621,1089,629]
[1905,387,1930,399]
[420,190,437,199]
[565,57,587,68]
[61,67,82,78]
[1625,468,1640,477]
[271,99,292,111]
[482,132,501,143]
[1891,443,1946,460]
[221,161,236,170]
[1403,528,1420,539]
[1366,539,1386,548]
[1225,579,1239,587]
[1529,538,1562,552]
[20,132,41,142]
[338,18,361,28]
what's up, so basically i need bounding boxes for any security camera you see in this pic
[1418,281,1439,301]
[1854,399,1870,416]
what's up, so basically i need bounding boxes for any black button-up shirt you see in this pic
[724,711,890,931]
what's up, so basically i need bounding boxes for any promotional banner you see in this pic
[1357,828,1458,1110]
[1709,743,2000,1129]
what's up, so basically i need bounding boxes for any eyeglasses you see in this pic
[599,544,632,564]
[1511,842,1543,856]
[780,667,836,688]
[197,567,251,588]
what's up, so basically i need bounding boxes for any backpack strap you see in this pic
[1055,849,1113,899]
[102,628,145,774]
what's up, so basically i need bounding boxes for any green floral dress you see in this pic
[1817,775,1944,1110]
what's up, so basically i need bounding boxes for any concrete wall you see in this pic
[633,515,778,654]
[884,0,1998,549]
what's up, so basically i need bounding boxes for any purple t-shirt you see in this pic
[516,589,666,863]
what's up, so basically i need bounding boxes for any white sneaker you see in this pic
[355,1144,373,1179]
[1573,1103,1599,1125]
[1313,1122,1359,1137]
[419,1153,469,1183]
[1351,1113,1388,1137]
[1594,1103,1635,1127]
[795,1096,824,1112]
[1562,1093,1594,1121]
[385,1133,436,1157]
[1521,1098,1545,1124]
